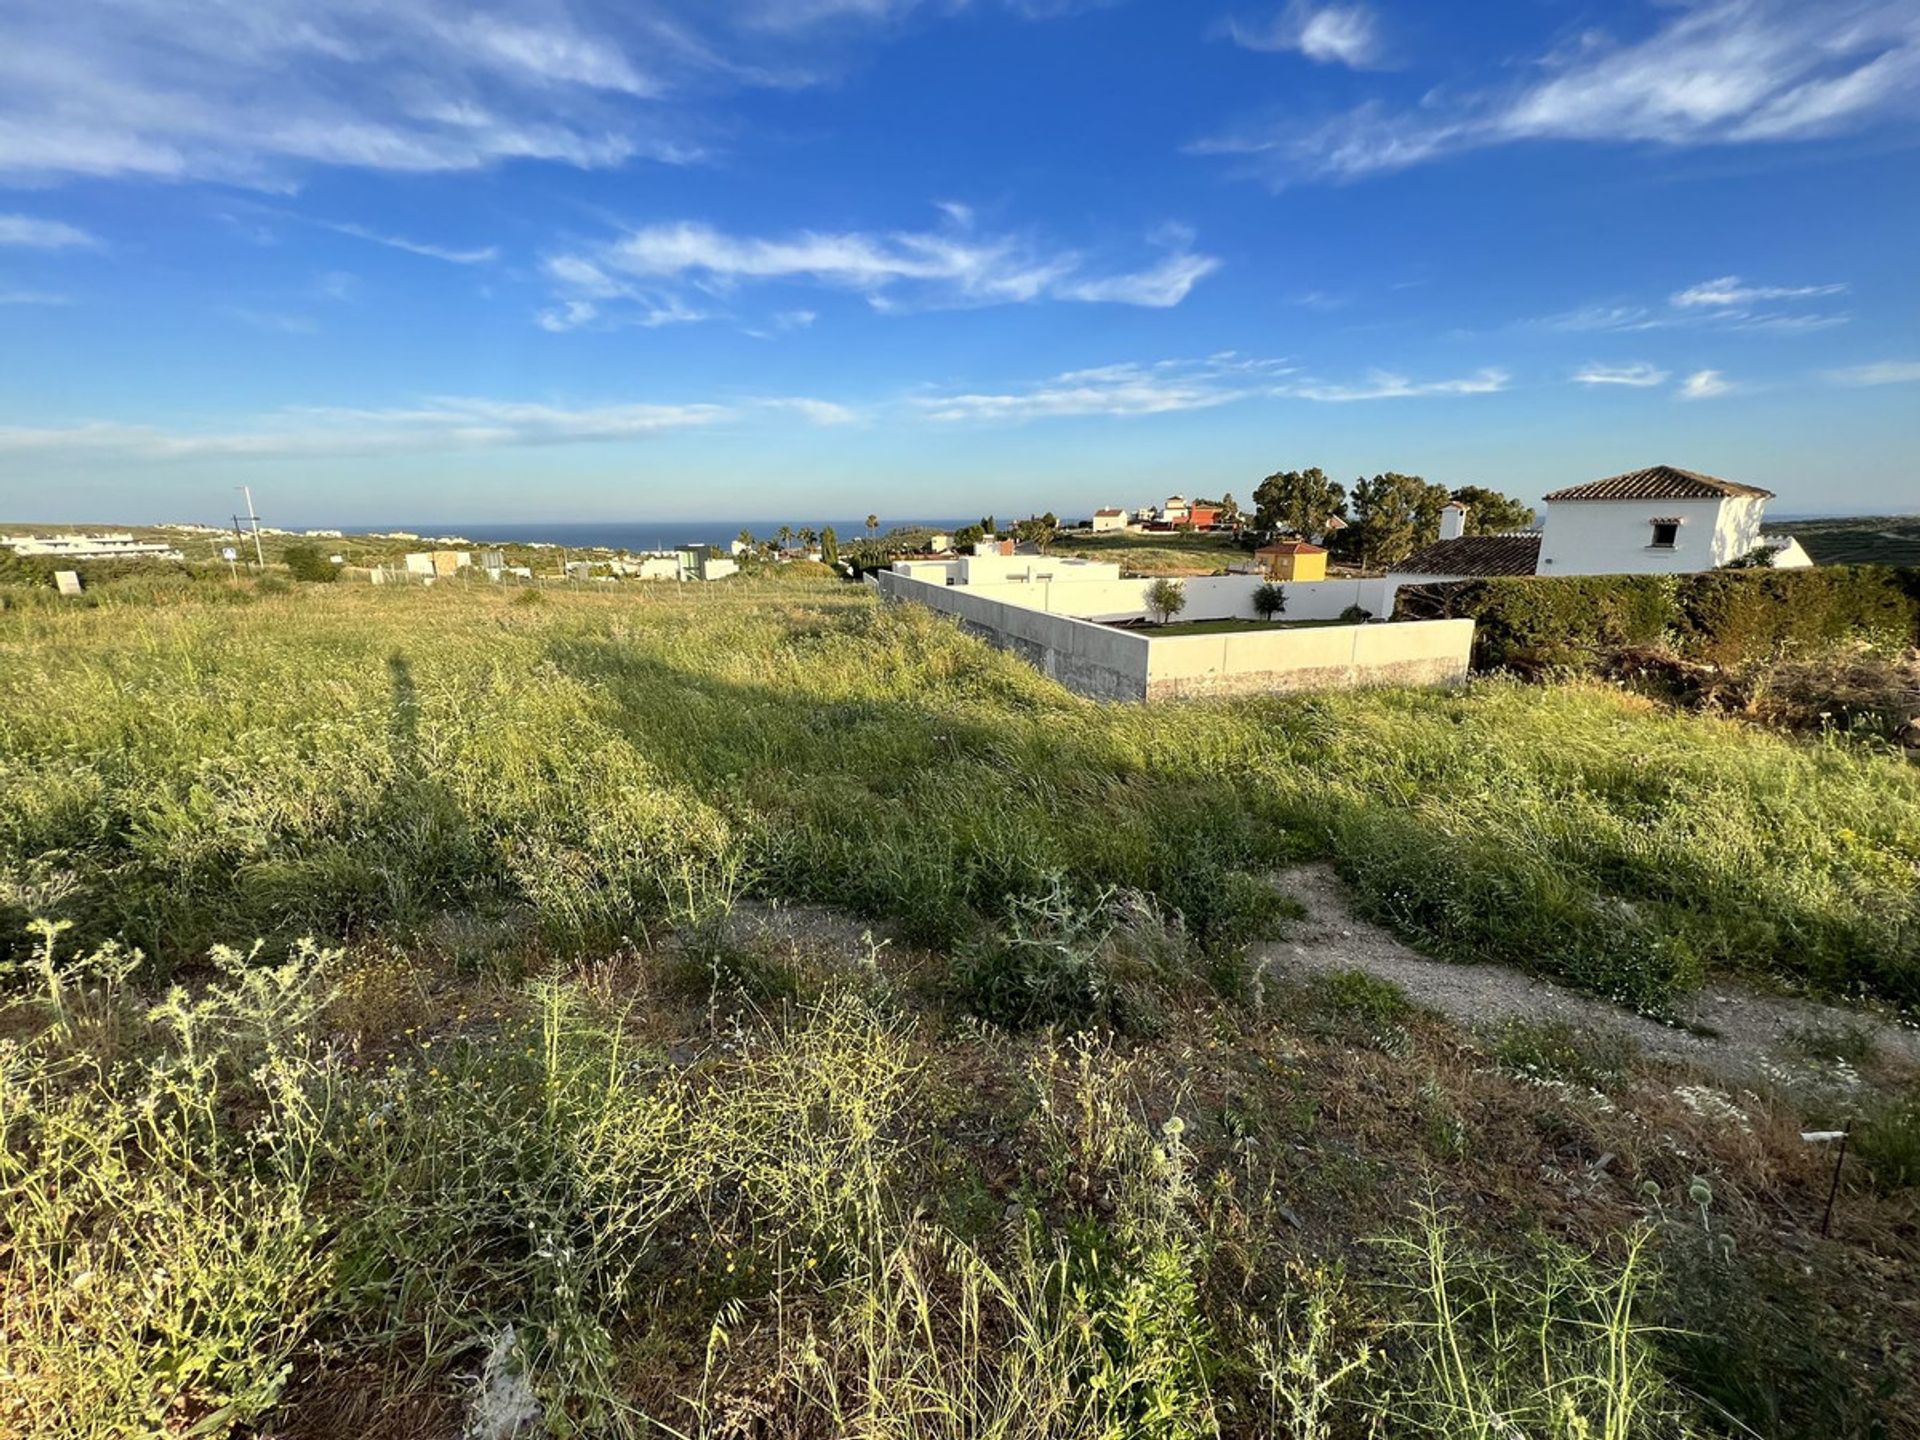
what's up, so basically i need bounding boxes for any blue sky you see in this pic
[1,0,1917,526]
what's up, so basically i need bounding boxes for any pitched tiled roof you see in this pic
[1255,540,1327,555]
[1393,533,1541,577]
[1542,465,1773,503]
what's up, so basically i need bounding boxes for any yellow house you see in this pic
[1254,540,1328,582]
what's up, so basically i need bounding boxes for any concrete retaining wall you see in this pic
[876,571,1470,702]
[1144,618,1474,700]
[874,570,1151,700]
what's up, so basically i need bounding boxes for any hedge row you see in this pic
[1395,565,1920,670]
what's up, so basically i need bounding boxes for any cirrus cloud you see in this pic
[1197,0,1920,185]
[915,353,1509,422]
[539,208,1220,327]
[0,392,854,462]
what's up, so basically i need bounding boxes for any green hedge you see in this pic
[1397,565,1920,670]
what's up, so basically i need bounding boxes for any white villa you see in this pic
[1387,465,1810,599]
[2,531,185,562]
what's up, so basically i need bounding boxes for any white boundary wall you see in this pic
[873,570,1153,700]
[876,571,1470,702]
[942,572,1391,624]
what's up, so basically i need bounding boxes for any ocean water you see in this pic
[380,519,976,552]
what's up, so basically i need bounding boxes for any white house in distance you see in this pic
[1388,465,1811,603]
[2,531,185,562]
[1090,508,1130,533]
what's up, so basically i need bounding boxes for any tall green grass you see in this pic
[2,577,1915,1008]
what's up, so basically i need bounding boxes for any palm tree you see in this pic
[865,513,879,536]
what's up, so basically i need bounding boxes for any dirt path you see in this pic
[1259,864,1920,1082]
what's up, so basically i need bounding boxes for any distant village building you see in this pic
[1090,508,1129,533]
[1387,465,1811,602]
[1250,539,1328,582]
[2,531,184,562]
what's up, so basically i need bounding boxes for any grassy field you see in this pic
[1055,530,1254,574]
[2,573,1918,1438]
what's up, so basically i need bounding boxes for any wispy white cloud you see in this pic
[1536,275,1848,335]
[1670,275,1847,308]
[0,289,71,305]
[758,396,859,425]
[0,213,100,249]
[1197,0,1920,184]
[742,308,819,339]
[916,353,1507,422]
[1280,367,1509,402]
[542,208,1219,326]
[1572,361,1669,387]
[0,1,1109,188]
[1678,368,1733,400]
[918,356,1288,423]
[0,392,852,462]
[1223,4,1386,68]
[1824,360,1920,386]
[321,219,499,265]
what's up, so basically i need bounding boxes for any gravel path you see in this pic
[1259,864,1920,1081]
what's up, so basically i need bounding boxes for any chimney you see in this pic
[1439,501,1468,541]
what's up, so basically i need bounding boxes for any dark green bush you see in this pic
[282,544,339,583]
[1399,566,1920,672]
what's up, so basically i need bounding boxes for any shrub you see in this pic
[950,876,1190,1034]
[282,544,339,583]
[1253,582,1287,621]
[1403,566,1920,672]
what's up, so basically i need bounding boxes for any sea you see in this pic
[376,519,978,552]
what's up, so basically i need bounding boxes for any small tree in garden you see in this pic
[1146,577,1187,625]
[1253,582,1286,621]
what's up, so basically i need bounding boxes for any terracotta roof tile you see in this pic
[1542,465,1773,503]
[1393,533,1542,577]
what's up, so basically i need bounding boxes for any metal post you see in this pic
[237,487,265,567]
[1821,1132,1849,1238]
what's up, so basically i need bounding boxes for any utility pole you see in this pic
[236,486,266,568]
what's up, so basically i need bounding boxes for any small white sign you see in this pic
[54,570,83,596]
[221,546,238,561]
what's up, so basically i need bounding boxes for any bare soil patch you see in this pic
[1260,863,1920,1082]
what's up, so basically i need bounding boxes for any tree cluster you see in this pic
[1250,467,1536,570]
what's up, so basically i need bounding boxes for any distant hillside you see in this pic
[1767,514,1920,566]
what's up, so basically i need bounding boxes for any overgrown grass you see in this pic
[3,905,1915,1436]
[2,577,1915,1011]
